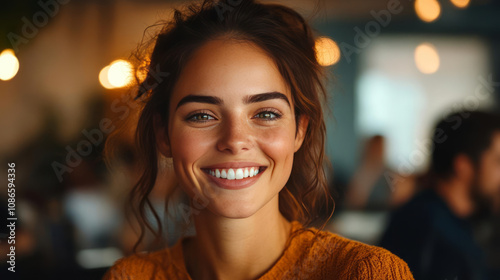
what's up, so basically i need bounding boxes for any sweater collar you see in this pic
[167,220,305,279]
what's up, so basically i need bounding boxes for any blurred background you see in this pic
[0,0,499,279]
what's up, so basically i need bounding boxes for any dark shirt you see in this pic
[379,188,488,280]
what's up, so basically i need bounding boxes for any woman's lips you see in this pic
[201,166,267,190]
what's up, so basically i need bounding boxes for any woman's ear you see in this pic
[294,115,309,153]
[154,115,172,158]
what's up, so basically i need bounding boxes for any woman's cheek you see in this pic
[258,126,295,163]
[171,126,212,161]
[169,128,205,190]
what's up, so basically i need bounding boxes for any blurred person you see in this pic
[344,135,416,211]
[102,0,414,279]
[487,212,500,279]
[345,135,387,209]
[0,195,79,279]
[379,110,500,280]
[478,188,500,279]
[62,159,121,250]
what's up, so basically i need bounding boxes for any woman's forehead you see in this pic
[170,39,290,104]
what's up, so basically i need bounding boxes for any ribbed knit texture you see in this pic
[103,221,414,279]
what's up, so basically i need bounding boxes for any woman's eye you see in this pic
[254,110,282,121]
[186,113,215,122]
[186,110,282,123]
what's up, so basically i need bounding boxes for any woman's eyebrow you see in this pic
[175,91,290,111]
[244,92,290,108]
[176,95,223,110]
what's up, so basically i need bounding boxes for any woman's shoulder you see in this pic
[323,232,414,279]
[284,221,415,279]
[102,249,171,280]
[102,241,187,280]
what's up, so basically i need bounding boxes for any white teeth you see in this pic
[235,168,244,179]
[207,167,261,180]
[227,169,235,180]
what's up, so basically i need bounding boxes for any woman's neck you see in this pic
[183,196,292,280]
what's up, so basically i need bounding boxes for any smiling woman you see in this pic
[102,0,414,279]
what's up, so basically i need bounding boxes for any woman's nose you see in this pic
[216,117,252,154]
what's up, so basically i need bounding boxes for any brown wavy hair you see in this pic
[104,0,334,253]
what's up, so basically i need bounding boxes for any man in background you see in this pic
[379,110,500,280]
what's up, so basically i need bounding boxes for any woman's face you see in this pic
[157,38,308,219]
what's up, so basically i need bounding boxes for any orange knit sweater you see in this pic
[103,221,414,279]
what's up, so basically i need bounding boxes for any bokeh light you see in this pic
[107,59,134,88]
[414,42,440,74]
[450,0,470,9]
[99,59,134,89]
[415,0,441,23]
[315,36,341,66]
[98,65,114,89]
[0,49,20,81]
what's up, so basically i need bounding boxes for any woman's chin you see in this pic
[206,200,261,219]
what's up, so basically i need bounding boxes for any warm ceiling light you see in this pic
[414,43,440,74]
[315,36,341,66]
[0,49,20,81]
[415,0,441,23]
